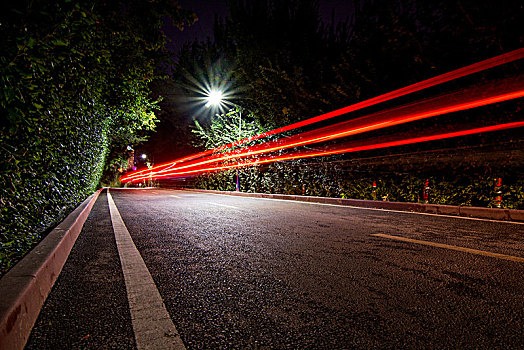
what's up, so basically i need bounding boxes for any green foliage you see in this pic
[192,107,265,150]
[212,0,358,126]
[192,0,524,129]
[0,0,195,275]
[175,0,524,219]
[194,159,524,210]
[185,0,523,211]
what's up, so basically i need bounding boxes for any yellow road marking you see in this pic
[371,233,524,263]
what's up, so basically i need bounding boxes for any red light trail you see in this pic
[123,48,524,180]
[124,121,524,181]
[122,75,524,183]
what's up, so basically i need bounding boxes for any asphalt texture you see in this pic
[27,188,524,349]
[26,190,136,349]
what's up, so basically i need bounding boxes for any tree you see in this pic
[184,0,523,210]
[0,0,195,274]
[214,0,357,126]
[192,107,265,150]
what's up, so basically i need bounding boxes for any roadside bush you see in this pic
[0,0,194,275]
[194,159,524,210]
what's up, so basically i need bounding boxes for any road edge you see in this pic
[0,188,103,350]
[179,188,524,222]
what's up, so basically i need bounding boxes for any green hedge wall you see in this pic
[0,1,194,275]
[194,160,524,210]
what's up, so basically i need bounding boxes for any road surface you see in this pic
[27,188,524,349]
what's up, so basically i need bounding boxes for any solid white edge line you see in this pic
[107,190,186,350]
[199,192,524,225]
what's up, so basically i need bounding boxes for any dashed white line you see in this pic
[169,195,181,198]
[372,233,524,263]
[207,202,241,209]
[107,190,185,350]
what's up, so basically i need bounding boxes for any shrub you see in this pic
[0,0,195,275]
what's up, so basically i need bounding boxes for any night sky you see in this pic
[165,0,355,55]
[143,0,523,167]
[147,0,359,163]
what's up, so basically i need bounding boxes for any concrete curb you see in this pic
[180,188,524,222]
[0,188,103,350]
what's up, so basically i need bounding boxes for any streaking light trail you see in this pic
[122,75,524,182]
[124,121,524,181]
[123,48,524,180]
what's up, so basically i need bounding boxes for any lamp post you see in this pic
[236,108,241,191]
[205,89,242,191]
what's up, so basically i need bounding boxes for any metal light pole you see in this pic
[205,89,243,192]
[236,108,241,191]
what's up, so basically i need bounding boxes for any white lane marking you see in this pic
[116,187,157,190]
[200,192,523,225]
[170,195,181,198]
[107,191,186,350]
[207,202,241,210]
[371,233,524,263]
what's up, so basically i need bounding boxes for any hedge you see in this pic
[0,1,194,275]
[193,150,524,210]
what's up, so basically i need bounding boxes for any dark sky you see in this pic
[165,0,355,55]
[149,0,358,162]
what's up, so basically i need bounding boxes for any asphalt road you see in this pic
[28,188,524,349]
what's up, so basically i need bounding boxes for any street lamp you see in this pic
[204,89,242,192]
[137,153,153,187]
[205,90,224,108]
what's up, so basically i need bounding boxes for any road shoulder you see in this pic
[0,189,102,350]
[179,188,524,223]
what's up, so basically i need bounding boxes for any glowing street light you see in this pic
[204,88,242,191]
[205,89,224,108]
[141,154,147,160]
